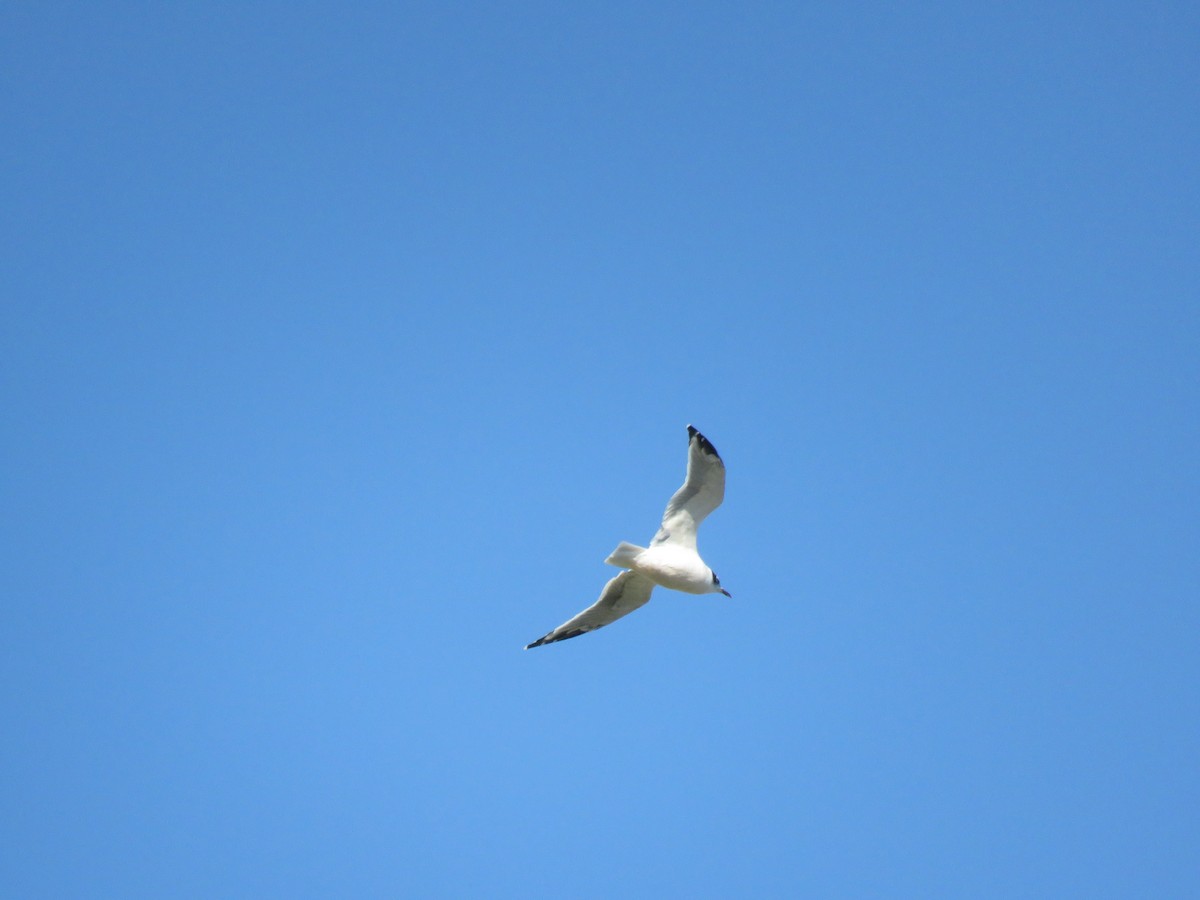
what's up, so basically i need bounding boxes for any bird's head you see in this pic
[710,570,732,598]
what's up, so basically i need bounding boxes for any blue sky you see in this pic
[2,2,1197,896]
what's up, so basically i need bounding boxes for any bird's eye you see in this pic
[712,572,720,584]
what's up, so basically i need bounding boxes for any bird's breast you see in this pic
[632,545,712,594]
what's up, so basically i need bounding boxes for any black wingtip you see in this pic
[524,626,589,649]
[686,425,721,460]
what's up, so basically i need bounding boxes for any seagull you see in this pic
[525,425,731,649]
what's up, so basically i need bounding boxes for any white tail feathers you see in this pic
[605,541,646,569]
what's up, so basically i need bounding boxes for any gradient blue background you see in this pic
[3,3,1197,896]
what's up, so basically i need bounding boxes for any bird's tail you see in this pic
[604,541,646,569]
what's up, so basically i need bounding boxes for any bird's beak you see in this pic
[720,589,732,598]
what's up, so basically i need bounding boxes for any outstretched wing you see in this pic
[650,425,725,549]
[524,571,655,649]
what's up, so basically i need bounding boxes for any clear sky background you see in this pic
[3,2,1198,897]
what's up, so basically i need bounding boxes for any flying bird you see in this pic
[525,425,730,649]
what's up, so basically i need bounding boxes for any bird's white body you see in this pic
[525,425,731,649]
[605,541,717,595]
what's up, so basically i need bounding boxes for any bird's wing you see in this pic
[524,570,655,649]
[650,425,725,549]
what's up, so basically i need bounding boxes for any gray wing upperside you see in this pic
[524,570,656,649]
[651,425,726,549]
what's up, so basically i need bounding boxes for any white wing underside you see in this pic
[524,571,656,649]
[650,428,725,550]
